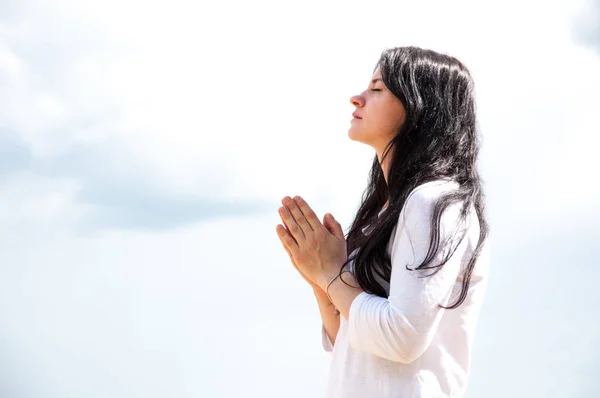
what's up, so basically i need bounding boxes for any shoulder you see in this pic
[402,179,461,217]
[395,179,469,248]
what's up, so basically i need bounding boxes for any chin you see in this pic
[348,127,367,144]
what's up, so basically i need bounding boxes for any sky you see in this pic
[0,0,599,397]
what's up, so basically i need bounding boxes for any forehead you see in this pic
[370,66,382,83]
[371,66,382,78]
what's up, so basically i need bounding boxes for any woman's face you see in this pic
[348,66,406,153]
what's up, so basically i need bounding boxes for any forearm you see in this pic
[313,286,340,346]
[322,271,365,321]
[325,272,438,363]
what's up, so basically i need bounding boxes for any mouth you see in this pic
[352,113,362,119]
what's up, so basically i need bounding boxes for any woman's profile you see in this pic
[275,46,491,398]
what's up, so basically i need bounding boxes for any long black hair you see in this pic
[339,46,489,309]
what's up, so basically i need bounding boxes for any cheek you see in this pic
[380,99,405,133]
[386,110,404,132]
[372,107,401,136]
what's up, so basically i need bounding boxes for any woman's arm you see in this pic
[348,188,468,363]
[313,286,340,352]
[327,186,472,363]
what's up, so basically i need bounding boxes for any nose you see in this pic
[350,94,364,108]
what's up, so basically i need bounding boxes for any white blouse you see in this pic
[321,179,491,398]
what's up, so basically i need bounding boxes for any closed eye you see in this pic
[370,88,382,92]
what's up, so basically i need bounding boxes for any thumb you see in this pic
[323,213,344,239]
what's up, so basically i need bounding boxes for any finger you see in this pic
[278,207,299,245]
[323,214,335,234]
[324,213,344,240]
[293,196,322,231]
[276,224,299,251]
[278,229,315,286]
[282,239,301,271]
[282,196,313,236]
[279,205,304,242]
[276,224,298,263]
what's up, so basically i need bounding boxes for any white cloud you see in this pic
[0,172,92,241]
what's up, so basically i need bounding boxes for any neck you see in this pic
[377,149,391,185]
[376,149,391,211]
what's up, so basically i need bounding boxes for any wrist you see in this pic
[317,271,341,292]
[312,285,328,298]
[312,283,325,293]
[327,270,357,294]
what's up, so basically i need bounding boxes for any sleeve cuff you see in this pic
[321,323,334,353]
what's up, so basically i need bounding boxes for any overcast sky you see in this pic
[1,0,599,397]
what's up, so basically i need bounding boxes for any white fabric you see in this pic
[321,179,491,398]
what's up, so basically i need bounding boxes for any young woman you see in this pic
[275,46,491,398]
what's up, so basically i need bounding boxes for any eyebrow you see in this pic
[371,78,382,84]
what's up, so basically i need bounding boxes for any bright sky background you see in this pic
[1,0,599,396]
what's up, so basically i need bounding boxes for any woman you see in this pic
[275,46,491,398]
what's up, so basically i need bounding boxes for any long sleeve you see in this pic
[346,184,471,364]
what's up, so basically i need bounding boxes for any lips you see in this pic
[352,112,362,119]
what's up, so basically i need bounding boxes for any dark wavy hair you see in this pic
[338,46,489,309]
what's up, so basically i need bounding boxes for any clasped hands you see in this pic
[276,195,348,291]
